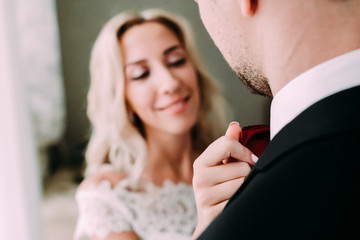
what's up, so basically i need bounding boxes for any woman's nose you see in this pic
[156,67,181,94]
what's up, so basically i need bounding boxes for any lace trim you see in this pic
[74,180,197,240]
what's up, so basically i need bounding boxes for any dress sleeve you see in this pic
[73,181,133,240]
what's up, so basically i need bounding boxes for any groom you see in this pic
[192,0,360,239]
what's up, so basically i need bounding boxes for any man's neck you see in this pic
[261,2,360,96]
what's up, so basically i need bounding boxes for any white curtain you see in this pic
[17,0,67,179]
[16,0,66,148]
[0,0,65,239]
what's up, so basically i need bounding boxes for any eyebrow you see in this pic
[164,45,182,55]
[124,59,147,69]
[124,45,183,69]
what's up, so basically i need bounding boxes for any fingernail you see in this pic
[251,154,259,163]
[229,121,240,127]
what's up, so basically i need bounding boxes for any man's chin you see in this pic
[244,80,272,97]
[231,62,272,97]
[236,72,272,97]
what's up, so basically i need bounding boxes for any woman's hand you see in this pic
[192,122,256,239]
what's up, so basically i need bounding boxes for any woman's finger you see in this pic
[198,177,246,206]
[194,137,255,168]
[225,121,241,140]
[223,121,242,164]
[194,161,251,187]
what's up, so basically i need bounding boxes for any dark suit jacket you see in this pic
[198,86,360,239]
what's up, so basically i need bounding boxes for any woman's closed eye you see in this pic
[166,53,187,68]
[132,71,149,80]
[164,45,188,68]
[130,66,150,80]
[168,57,187,67]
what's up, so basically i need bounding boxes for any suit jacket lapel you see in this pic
[227,85,360,207]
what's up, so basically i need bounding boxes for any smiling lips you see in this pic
[158,95,191,114]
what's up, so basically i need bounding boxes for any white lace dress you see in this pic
[74,180,197,240]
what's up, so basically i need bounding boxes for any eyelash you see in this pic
[132,71,149,80]
[131,58,187,80]
[168,58,186,67]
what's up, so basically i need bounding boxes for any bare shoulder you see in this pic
[80,170,128,189]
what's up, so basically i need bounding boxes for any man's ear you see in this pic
[238,0,258,17]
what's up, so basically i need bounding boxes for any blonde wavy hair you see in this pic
[85,8,231,190]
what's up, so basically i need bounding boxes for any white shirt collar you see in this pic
[270,49,360,139]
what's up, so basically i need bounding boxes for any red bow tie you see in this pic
[240,125,270,157]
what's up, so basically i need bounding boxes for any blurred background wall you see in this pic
[56,0,271,169]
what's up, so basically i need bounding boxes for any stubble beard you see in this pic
[233,61,272,97]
